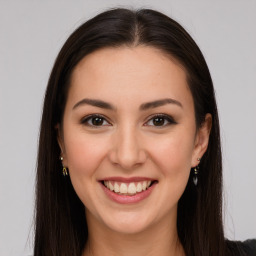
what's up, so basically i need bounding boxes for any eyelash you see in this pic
[144,114,177,127]
[80,114,177,128]
[81,114,111,127]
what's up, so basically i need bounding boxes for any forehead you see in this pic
[72,46,186,81]
[68,46,192,109]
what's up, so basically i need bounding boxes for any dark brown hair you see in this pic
[35,8,229,256]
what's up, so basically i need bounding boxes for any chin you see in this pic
[106,221,150,235]
[99,210,157,235]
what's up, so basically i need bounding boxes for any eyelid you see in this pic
[144,113,177,127]
[80,113,176,128]
[80,114,112,127]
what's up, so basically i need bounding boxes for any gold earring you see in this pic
[193,166,199,186]
[60,156,68,176]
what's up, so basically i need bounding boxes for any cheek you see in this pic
[63,133,110,207]
[149,131,195,176]
[64,133,109,176]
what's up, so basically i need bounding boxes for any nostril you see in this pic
[108,142,147,170]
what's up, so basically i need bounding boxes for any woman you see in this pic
[34,8,255,256]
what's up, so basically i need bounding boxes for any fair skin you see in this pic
[58,46,212,256]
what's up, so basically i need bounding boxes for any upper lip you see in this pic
[99,177,156,182]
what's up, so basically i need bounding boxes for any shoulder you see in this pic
[242,240,256,256]
[226,239,256,256]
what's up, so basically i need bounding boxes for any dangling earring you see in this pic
[60,156,68,176]
[193,158,201,186]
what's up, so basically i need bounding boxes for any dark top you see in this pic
[27,239,256,256]
[227,239,256,256]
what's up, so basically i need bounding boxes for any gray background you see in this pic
[0,1,255,255]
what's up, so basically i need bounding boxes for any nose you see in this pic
[108,126,147,170]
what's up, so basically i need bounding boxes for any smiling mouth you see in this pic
[101,180,157,195]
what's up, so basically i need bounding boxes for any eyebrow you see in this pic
[73,98,116,110]
[72,98,182,111]
[139,98,183,110]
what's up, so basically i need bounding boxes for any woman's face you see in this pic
[59,46,211,234]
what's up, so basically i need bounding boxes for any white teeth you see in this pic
[103,180,153,194]
[120,183,128,193]
[109,182,114,191]
[128,183,136,194]
[136,182,142,192]
[114,183,120,193]
[142,181,147,191]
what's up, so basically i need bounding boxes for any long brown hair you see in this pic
[35,8,227,256]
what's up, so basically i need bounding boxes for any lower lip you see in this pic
[100,182,157,204]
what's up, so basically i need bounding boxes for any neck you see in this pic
[82,211,185,256]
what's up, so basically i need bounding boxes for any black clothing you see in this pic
[227,239,256,256]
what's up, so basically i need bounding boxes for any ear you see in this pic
[56,124,68,167]
[191,113,212,167]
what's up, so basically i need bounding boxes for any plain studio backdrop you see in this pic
[0,1,255,255]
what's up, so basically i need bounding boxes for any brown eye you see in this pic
[91,117,104,126]
[81,115,110,127]
[145,114,176,127]
[152,117,165,126]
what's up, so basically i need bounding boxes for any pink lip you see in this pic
[99,180,157,204]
